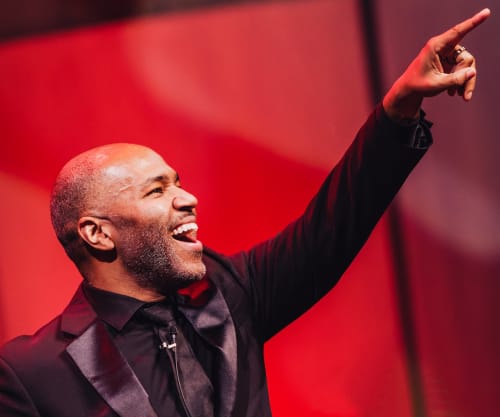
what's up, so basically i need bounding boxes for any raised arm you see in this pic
[236,9,491,340]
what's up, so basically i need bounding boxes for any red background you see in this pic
[1,1,498,416]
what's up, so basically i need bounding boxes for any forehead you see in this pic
[100,147,176,189]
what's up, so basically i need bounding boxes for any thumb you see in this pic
[439,68,476,100]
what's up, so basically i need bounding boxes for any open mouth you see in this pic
[172,222,199,243]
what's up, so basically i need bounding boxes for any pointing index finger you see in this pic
[437,8,491,51]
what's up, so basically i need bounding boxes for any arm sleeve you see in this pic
[231,104,432,341]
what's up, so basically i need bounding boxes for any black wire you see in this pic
[155,326,193,417]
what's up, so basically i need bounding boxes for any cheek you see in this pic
[117,224,163,257]
[140,198,174,221]
[113,201,169,226]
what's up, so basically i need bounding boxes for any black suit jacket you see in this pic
[0,105,431,417]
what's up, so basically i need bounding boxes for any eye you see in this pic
[145,187,164,197]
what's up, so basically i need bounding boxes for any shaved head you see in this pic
[50,143,159,265]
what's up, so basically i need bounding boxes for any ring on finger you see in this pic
[453,45,467,59]
[445,45,467,65]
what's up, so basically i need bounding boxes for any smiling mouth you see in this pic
[172,222,199,243]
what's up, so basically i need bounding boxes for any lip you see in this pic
[170,216,203,251]
[171,215,197,233]
[174,238,203,252]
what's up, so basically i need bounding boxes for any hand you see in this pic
[383,8,491,124]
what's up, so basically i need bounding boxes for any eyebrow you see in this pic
[141,173,180,188]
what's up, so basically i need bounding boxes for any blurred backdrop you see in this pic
[0,1,498,416]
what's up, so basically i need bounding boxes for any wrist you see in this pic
[383,81,423,125]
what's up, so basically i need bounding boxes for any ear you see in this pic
[77,216,115,251]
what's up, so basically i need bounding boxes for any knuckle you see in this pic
[427,36,438,49]
[450,26,461,37]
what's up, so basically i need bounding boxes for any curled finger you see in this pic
[456,50,476,100]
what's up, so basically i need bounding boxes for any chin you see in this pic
[186,262,207,282]
[170,259,207,288]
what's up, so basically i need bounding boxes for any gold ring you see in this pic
[453,46,467,59]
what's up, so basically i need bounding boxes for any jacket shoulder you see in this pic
[203,247,255,323]
[0,285,94,372]
[0,315,66,369]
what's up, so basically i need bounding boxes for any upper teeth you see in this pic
[172,222,198,236]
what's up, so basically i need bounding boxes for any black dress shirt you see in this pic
[83,283,216,417]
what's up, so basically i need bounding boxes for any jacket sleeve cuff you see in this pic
[375,103,434,150]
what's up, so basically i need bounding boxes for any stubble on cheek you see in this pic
[118,220,205,292]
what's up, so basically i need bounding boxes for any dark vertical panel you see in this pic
[385,211,427,417]
[356,1,427,416]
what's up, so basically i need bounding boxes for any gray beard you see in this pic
[119,220,205,294]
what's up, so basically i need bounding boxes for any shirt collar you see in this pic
[82,282,147,331]
[82,277,214,330]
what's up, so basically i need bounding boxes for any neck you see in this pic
[80,263,166,302]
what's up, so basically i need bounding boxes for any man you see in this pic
[0,8,491,417]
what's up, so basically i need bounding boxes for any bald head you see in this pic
[50,143,161,266]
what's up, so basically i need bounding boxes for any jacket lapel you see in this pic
[62,286,157,417]
[179,284,237,417]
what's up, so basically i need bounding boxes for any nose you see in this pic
[172,188,198,211]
